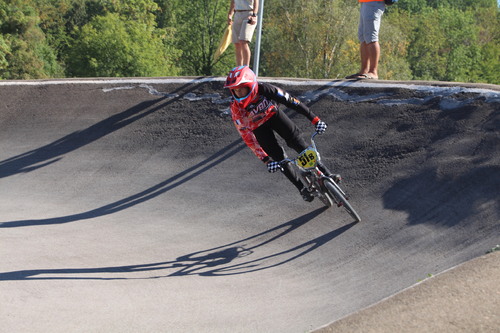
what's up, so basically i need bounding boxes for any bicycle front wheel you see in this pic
[323,179,361,222]
[318,185,334,208]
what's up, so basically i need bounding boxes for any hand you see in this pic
[247,16,257,25]
[267,161,281,173]
[315,120,327,134]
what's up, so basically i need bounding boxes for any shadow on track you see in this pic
[0,79,207,179]
[0,82,351,229]
[0,208,358,280]
[0,139,246,228]
[383,165,500,226]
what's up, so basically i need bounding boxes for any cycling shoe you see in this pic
[300,188,314,202]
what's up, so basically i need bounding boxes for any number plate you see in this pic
[297,149,318,169]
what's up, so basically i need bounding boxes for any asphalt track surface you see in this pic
[0,77,498,332]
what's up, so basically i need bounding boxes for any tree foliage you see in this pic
[387,0,499,83]
[67,12,179,77]
[0,0,498,84]
[0,0,62,78]
[158,0,235,76]
[262,0,411,80]
[262,0,360,78]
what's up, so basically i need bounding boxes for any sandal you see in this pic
[356,74,378,80]
[345,73,361,79]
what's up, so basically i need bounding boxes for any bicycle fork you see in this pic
[301,169,324,197]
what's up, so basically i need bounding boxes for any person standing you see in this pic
[227,0,259,66]
[346,0,386,80]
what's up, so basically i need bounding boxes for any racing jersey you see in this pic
[230,82,318,162]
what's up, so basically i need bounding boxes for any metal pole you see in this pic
[253,0,265,76]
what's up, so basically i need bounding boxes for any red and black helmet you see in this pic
[224,66,258,108]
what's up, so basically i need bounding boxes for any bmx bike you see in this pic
[279,132,361,222]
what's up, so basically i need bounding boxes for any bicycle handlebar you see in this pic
[277,131,321,167]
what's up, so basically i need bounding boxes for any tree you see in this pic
[166,0,235,76]
[0,0,62,79]
[386,0,499,83]
[66,12,180,77]
[0,0,497,83]
[261,0,411,80]
[261,0,357,78]
[0,35,8,71]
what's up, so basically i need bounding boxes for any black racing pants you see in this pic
[253,110,328,191]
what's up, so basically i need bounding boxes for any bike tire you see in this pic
[323,179,361,222]
[318,186,334,208]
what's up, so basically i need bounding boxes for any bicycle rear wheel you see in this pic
[323,179,361,222]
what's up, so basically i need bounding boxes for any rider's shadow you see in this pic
[1,82,344,229]
[0,209,357,281]
[0,79,207,179]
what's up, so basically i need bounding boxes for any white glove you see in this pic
[267,161,281,173]
[315,120,328,134]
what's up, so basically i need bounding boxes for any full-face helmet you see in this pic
[224,66,258,108]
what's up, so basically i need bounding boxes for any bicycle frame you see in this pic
[279,132,361,222]
[279,132,333,204]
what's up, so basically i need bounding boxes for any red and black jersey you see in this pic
[230,82,318,162]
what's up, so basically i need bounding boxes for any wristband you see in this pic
[311,116,320,125]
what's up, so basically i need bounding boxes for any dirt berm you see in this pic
[0,78,498,332]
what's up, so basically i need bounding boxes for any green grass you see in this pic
[486,245,500,254]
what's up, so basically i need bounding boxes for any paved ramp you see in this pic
[1,78,498,332]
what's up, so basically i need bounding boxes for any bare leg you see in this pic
[235,40,251,66]
[366,41,380,78]
[234,43,243,66]
[360,42,370,75]
[359,41,380,78]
